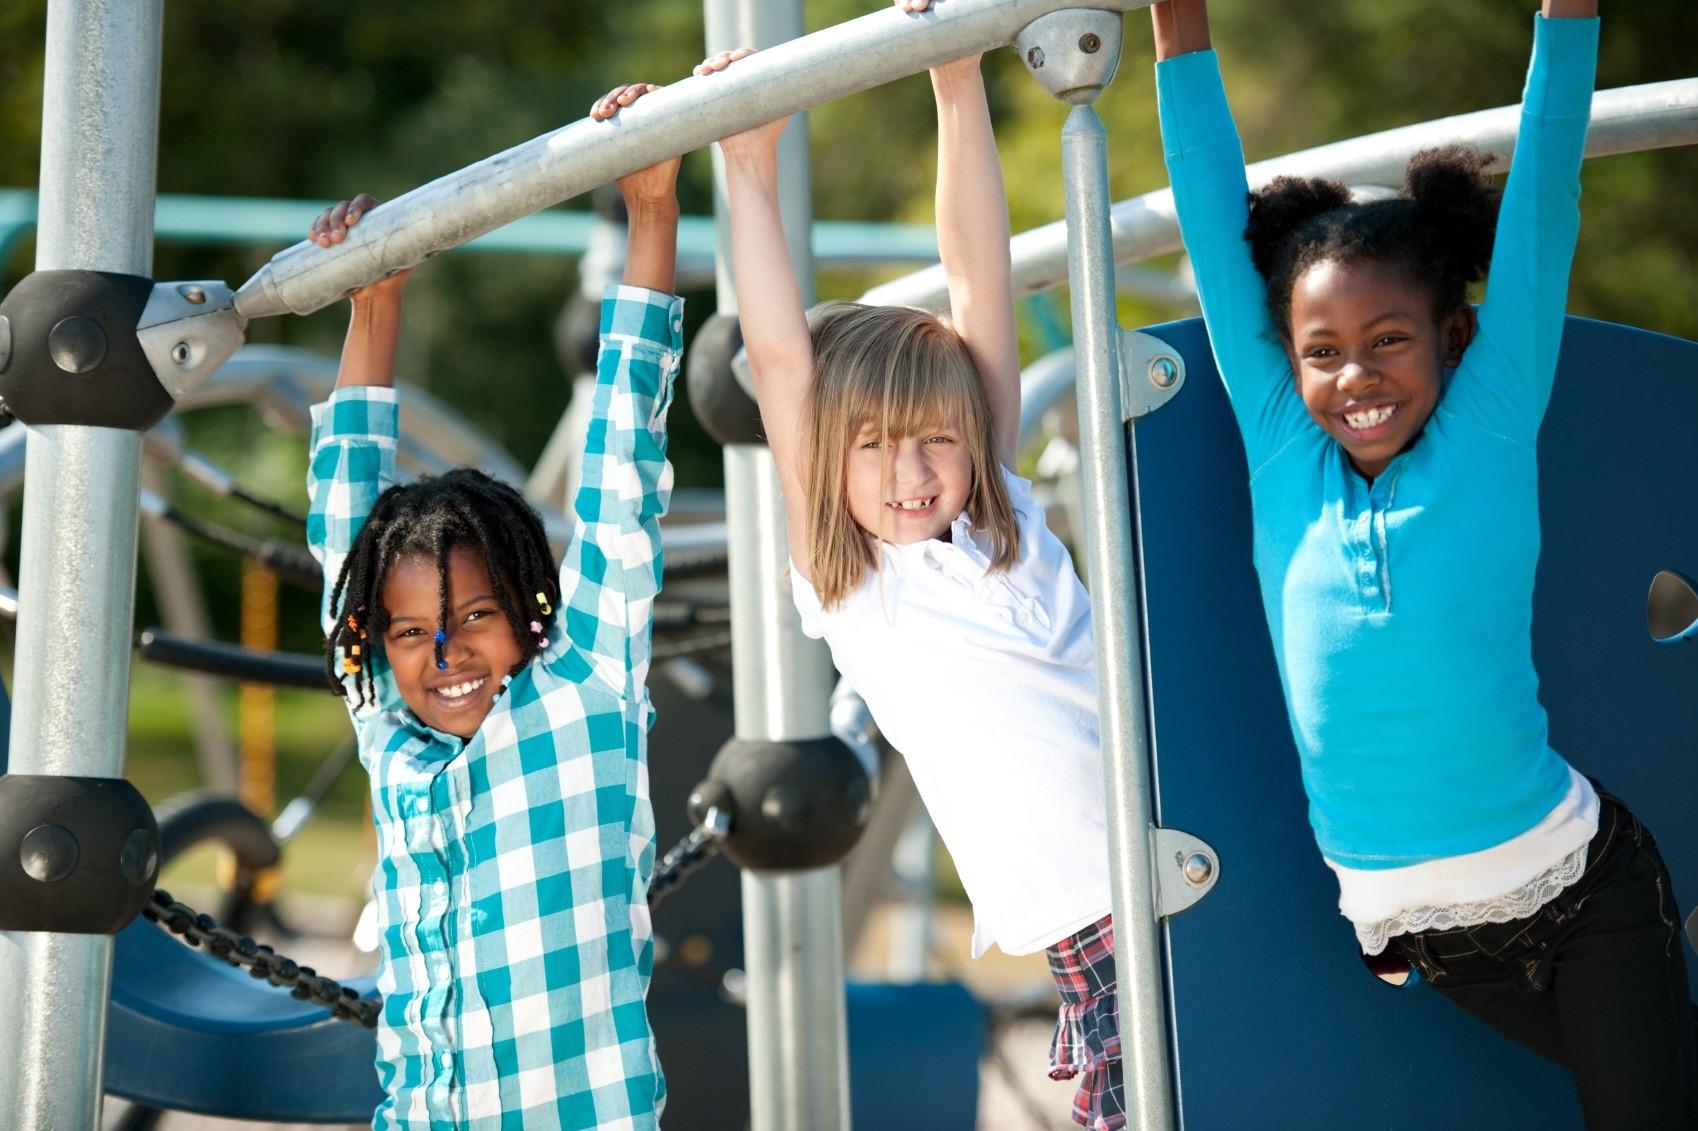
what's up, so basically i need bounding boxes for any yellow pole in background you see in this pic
[236,555,281,904]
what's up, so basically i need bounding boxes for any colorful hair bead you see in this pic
[434,627,448,670]
[342,657,358,675]
[529,621,543,634]
[536,591,553,616]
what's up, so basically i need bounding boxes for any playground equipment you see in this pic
[2,0,1696,1128]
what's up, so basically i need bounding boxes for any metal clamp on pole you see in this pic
[688,737,872,872]
[1020,9,1182,1129]
[1119,329,1184,422]
[0,273,243,430]
[1151,826,1219,920]
[0,775,159,934]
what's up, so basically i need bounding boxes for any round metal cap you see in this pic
[48,314,107,374]
[120,827,159,886]
[20,823,79,883]
[1182,851,1214,886]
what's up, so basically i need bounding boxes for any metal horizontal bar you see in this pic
[232,0,1149,320]
[863,77,1698,310]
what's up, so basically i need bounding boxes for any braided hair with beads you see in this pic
[325,468,559,709]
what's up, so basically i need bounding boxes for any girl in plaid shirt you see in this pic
[304,85,684,1131]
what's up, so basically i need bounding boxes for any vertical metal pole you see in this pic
[1061,103,1177,1128]
[706,1,852,1128]
[0,3,163,1129]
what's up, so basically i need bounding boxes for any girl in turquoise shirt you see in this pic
[1151,1,1694,1122]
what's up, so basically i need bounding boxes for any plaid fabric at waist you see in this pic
[1047,915,1125,1130]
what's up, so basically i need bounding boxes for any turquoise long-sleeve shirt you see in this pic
[1156,15,1599,869]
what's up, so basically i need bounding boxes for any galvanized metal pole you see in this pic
[0,2,163,1129]
[705,0,852,1127]
[1018,8,1177,1127]
[1064,104,1176,1129]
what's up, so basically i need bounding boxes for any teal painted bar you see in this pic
[0,188,937,266]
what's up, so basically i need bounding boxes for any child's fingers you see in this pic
[346,192,379,227]
[897,0,933,11]
[694,46,754,75]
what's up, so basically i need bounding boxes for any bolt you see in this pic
[1182,851,1213,886]
[20,823,78,883]
[48,315,107,374]
[1079,32,1101,54]
[1149,356,1179,389]
[177,284,207,305]
[171,341,192,366]
[1026,45,1045,69]
[120,827,159,886]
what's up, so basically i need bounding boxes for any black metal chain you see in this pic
[648,807,730,906]
[143,888,380,1028]
[140,811,731,1029]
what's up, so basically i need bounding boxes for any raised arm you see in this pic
[700,48,818,567]
[1466,4,1598,430]
[557,87,687,699]
[904,9,1023,466]
[1150,0,1304,465]
[305,196,405,638]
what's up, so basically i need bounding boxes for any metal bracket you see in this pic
[1015,8,1125,105]
[1152,825,1219,920]
[1118,329,1185,422]
[136,280,246,405]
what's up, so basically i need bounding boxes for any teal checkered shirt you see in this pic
[306,285,683,1130]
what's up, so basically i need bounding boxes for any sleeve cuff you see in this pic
[1156,49,1238,158]
[309,385,400,446]
[601,284,685,352]
[1526,12,1600,120]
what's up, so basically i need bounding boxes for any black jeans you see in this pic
[1395,788,1698,1129]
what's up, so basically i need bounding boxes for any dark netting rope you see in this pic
[144,807,731,1029]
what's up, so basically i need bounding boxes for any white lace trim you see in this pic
[1355,841,1590,956]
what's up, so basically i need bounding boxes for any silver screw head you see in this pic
[171,341,193,366]
[1182,851,1213,886]
[1079,32,1101,54]
[1026,45,1045,68]
[177,284,207,305]
[1149,356,1179,389]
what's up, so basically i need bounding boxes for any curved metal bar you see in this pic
[133,630,331,691]
[232,0,1150,321]
[863,77,1698,311]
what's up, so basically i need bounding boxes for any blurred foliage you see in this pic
[0,1,1693,802]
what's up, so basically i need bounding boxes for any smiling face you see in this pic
[843,421,975,545]
[379,545,523,739]
[1286,258,1475,479]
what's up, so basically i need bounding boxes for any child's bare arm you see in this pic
[1151,0,1211,61]
[310,195,408,391]
[921,31,1021,467]
[699,48,817,565]
[592,83,683,293]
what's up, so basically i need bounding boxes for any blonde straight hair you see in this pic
[803,302,1019,609]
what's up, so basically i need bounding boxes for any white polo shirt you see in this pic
[792,468,1112,957]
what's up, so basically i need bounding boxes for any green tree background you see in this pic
[0,1,1692,828]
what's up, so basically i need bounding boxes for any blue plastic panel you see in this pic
[1135,315,1698,1127]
